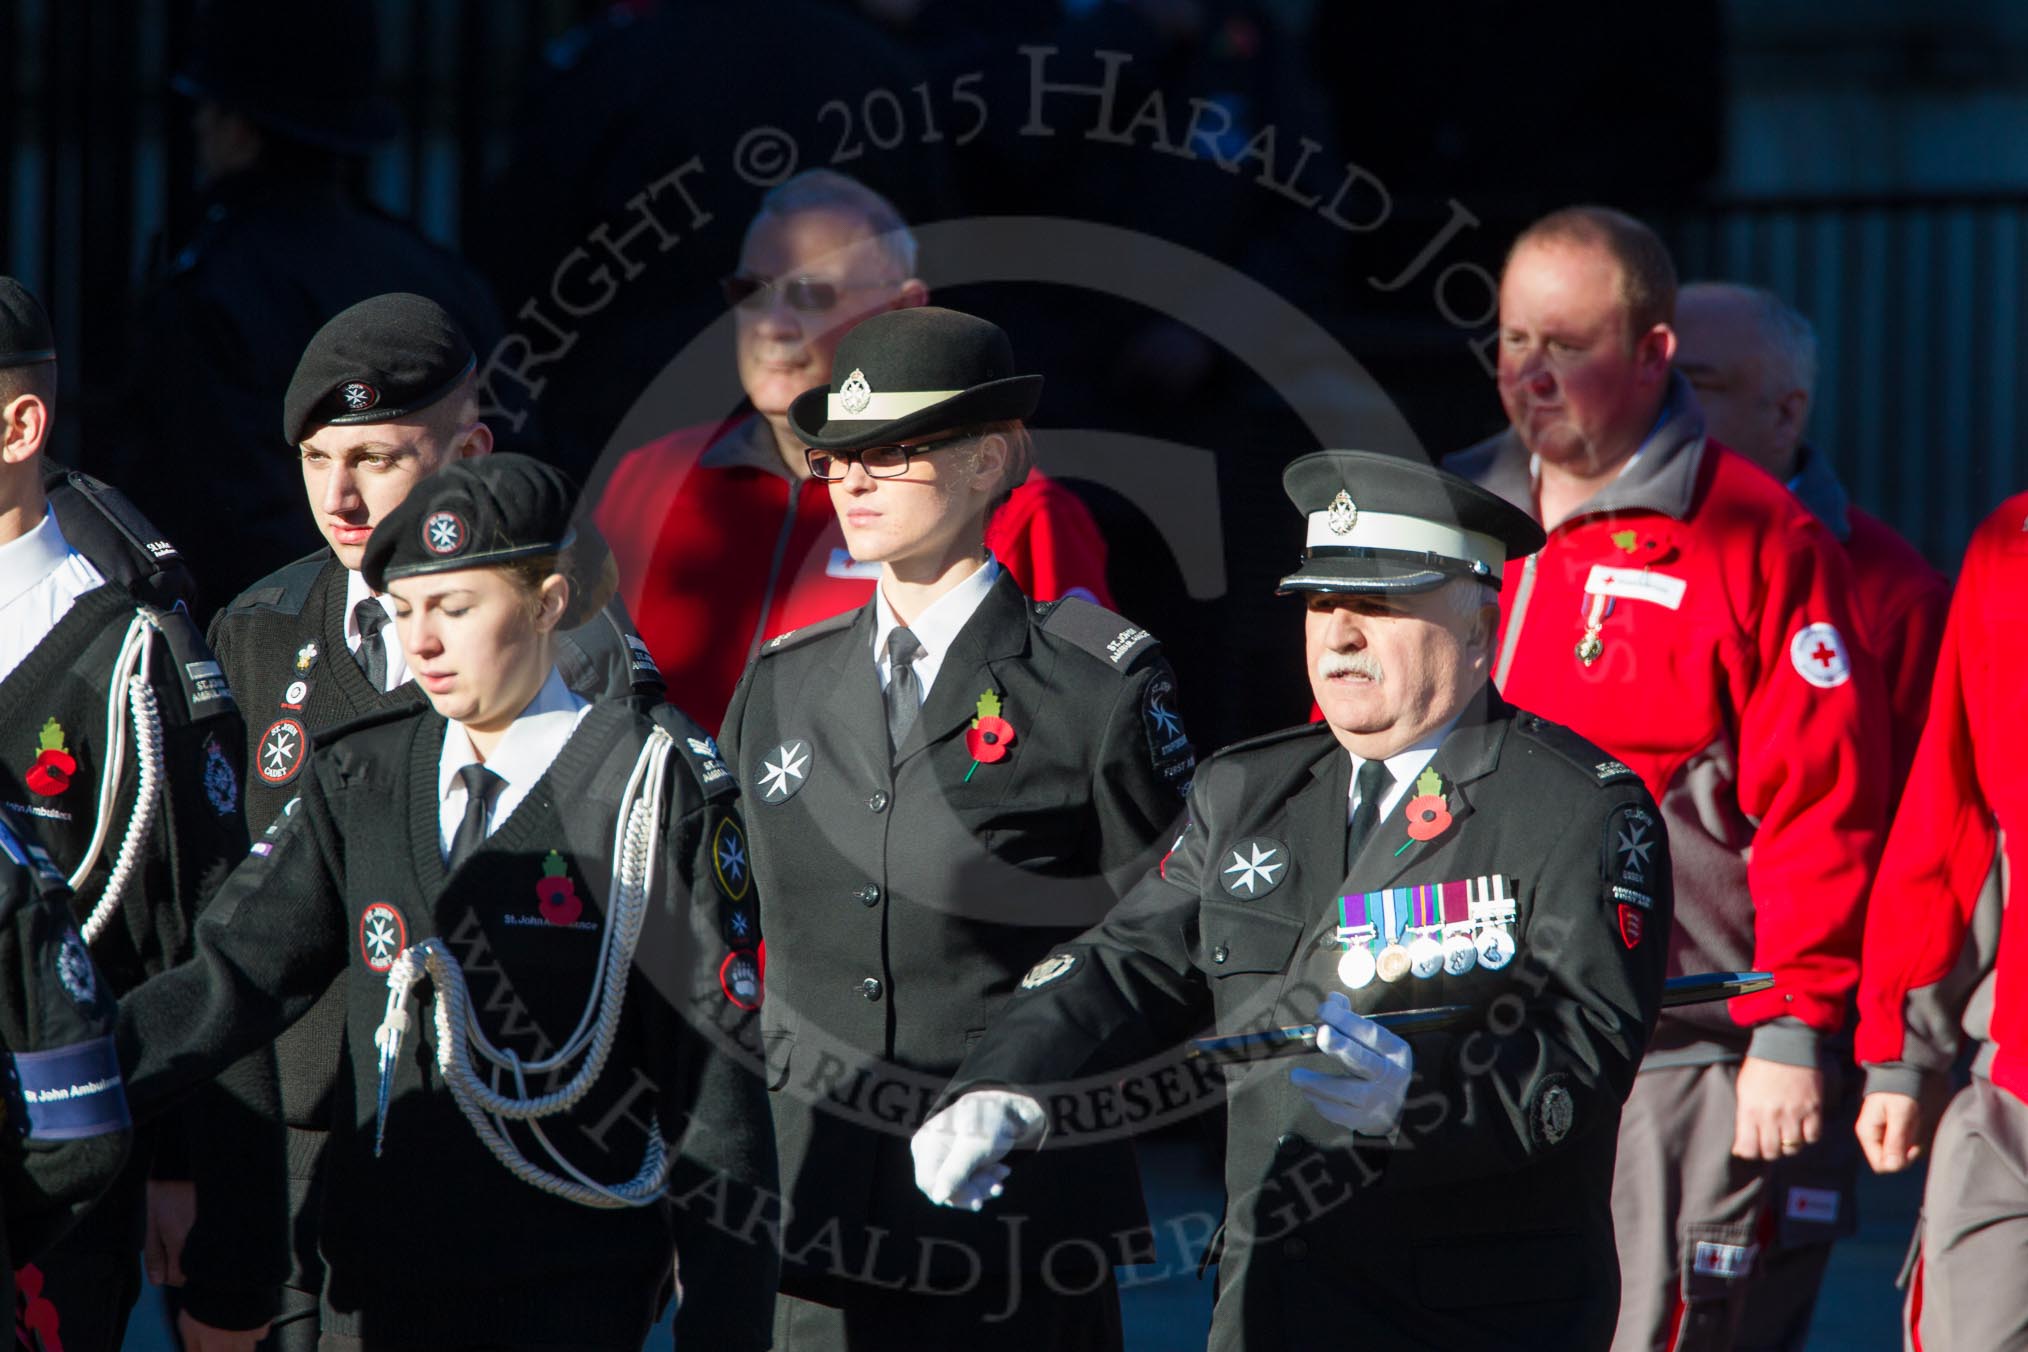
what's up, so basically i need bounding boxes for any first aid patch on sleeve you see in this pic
[1788,623,1851,689]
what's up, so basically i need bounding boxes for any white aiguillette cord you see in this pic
[373,727,676,1209]
[76,611,166,945]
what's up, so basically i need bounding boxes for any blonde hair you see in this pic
[965,420,1033,519]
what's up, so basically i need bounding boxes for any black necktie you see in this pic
[354,597,390,690]
[448,763,503,872]
[1345,758,1394,874]
[885,627,924,755]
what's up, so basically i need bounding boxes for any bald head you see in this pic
[1675,282,1817,480]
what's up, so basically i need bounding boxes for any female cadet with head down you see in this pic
[718,306,1196,1352]
[110,455,777,1352]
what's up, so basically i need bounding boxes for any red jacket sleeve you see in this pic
[988,473,1113,607]
[1855,529,1996,1067]
[1728,517,1892,1032]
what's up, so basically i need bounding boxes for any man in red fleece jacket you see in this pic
[594,169,1110,732]
[1445,206,1890,1352]
[1855,496,2028,1352]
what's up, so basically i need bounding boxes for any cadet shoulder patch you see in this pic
[1140,666,1195,795]
[1604,802,1660,951]
[1038,597,1161,672]
[710,814,751,904]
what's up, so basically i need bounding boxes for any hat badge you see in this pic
[839,368,873,416]
[1327,490,1359,535]
[422,510,466,556]
[339,380,379,412]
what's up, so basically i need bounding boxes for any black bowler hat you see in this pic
[361,454,607,592]
[173,0,398,155]
[1277,451,1545,595]
[0,279,56,370]
[788,307,1042,449]
[283,294,475,446]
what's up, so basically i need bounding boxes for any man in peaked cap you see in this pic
[916,450,1672,1350]
[0,278,278,1350]
[196,292,673,1352]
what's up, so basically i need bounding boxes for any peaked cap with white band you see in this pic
[788,305,1042,450]
[1277,450,1545,594]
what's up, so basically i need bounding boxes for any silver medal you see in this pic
[1442,931,1479,976]
[1408,933,1444,980]
[1337,945,1376,990]
[1477,925,1516,970]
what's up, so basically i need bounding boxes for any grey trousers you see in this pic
[1911,1077,2028,1352]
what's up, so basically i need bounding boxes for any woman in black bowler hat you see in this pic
[718,306,1197,1351]
[110,455,777,1352]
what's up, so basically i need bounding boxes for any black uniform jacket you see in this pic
[718,571,1195,1294]
[949,693,1673,1351]
[114,699,777,1351]
[0,559,281,1326]
[203,548,670,1300]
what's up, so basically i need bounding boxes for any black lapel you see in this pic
[894,571,1031,767]
[319,557,400,715]
[811,603,891,789]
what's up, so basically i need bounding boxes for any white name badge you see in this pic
[1584,565,1687,611]
[826,548,883,580]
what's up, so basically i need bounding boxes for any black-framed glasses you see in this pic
[720,274,898,314]
[806,434,971,481]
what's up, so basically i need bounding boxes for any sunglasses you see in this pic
[720,274,898,314]
[805,434,971,482]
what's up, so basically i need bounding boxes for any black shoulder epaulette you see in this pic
[1511,711,1643,788]
[44,466,198,612]
[222,552,329,619]
[149,603,239,715]
[1033,597,1162,673]
[1206,721,1333,763]
[646,705,737,801]
[758,610,857,657]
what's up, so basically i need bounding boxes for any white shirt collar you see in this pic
[1347,713,1463,824]
[0,509,80,612]
[871,555,1002,703]
[436,666,590,856]
[343,567,409,690]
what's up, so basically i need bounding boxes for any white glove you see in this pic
[1288,992,1414,1135]
[911,1089,1047,1211]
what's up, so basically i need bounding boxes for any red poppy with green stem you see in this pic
[965,690,1015,781]
[1395,766,1453,856]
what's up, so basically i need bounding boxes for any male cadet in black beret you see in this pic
[198,292,668,1352]
[0,279,279,1348]
[915,450,1675,1351]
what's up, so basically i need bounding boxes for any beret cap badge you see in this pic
[421,510,466,557]
[838,369,873,416]
[339,380,379,411]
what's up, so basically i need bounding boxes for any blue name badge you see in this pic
[12,1036,131,1140]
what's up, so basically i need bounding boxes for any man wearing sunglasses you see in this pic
[596,169,1113,733]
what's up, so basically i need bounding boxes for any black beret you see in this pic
[361,454,606,593]
[0,278,56,370]
[788,306,1041,450]
[283,293,474,446]
[1277,450,1546,595]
